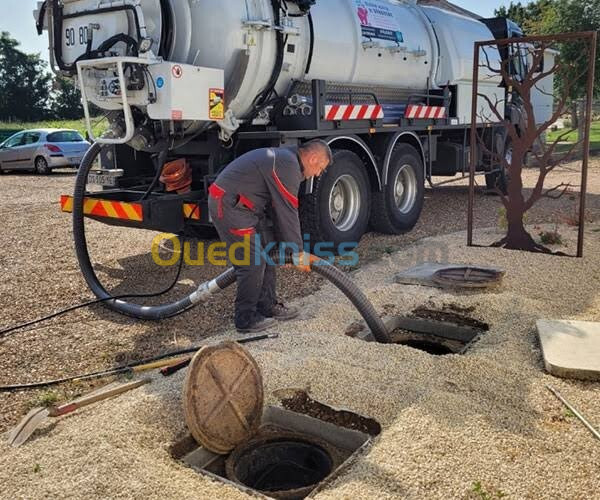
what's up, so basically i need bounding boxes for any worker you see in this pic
[208,140,333,333]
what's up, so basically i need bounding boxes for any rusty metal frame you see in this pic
[467,31,597,258]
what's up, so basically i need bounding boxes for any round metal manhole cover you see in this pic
[432,267,504,289]
[183,341,264,455]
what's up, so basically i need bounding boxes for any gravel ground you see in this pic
[0,161,599,498]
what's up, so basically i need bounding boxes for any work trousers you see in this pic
[208,197,277,329]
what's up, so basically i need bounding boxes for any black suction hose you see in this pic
[309,261,391,343]
[73,143,204,320]
[73,145,390,341]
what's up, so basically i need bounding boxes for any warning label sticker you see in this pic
[354,0,404,43]
[209,88,225,120]
[172,65,183,79]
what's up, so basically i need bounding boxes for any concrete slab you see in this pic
[537,320,600,381]
[394,262,504,289]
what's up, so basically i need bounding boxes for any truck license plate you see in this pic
[88,170,123,187]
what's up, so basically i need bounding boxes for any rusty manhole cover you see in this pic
[432,267,504,289]
[183,341,264,455]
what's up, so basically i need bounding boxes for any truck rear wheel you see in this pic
[300,150,370,250]
[485,136,511,195]
[370,144,424,234]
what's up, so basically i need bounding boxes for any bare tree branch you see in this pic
[532,82,554,98]
[542,182,572,199]
[525,138,582,211]
[535,127,578,167]
[476,93,518,142]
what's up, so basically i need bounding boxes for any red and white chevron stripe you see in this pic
[324,104,384,121]
[405,105,446,119]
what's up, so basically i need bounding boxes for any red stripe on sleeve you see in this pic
[271,170,299,209]
[230,227,255,237]
[238,194,255,210]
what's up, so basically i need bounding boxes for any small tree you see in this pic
[475,36,594,253]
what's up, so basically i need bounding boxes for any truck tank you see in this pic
[39,0,499,127]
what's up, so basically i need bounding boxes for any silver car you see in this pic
[0,129,91,174]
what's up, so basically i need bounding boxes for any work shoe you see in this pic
[236,313,276,334]
[269,302,300,322]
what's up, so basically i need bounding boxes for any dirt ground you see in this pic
[0,160,599,498]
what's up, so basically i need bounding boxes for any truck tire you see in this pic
[485,137,511,195]
[370,144,424,234]
[300,150,370,249]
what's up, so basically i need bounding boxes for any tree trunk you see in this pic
[503,211,538,251]
[496,143,544,252]
[570,100,579,130]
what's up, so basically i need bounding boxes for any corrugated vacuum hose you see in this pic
[72,144,390,342]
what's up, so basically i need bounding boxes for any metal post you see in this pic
[577,31,597,258]
[468,43,480,247]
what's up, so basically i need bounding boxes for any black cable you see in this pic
[0,255,184,340]
[252,0,286,110]
[0,334,276,392]
[139,148,168,201]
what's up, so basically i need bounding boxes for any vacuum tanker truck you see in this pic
[35,0,528,248]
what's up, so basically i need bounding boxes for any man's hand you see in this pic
[293,252,320,273]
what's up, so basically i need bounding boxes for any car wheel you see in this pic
[0,164,4,174]
[34,156,50,175]
[370,144,425,234]
[300,150,371,250]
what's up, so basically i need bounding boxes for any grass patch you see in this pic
[471,481,507,500]
[28,390,60,409]
[0,118,107,139]
[546,121,600,152]
[539,229,563,246]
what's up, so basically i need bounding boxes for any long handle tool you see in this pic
[161,333,279,377]
[547,385,600,442]
[6,378,150,447]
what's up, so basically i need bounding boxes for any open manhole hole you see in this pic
[173,342,378,499]
[171,407,375,499]
[226,434,334,498]
[347,309,489,355]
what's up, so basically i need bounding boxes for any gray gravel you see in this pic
[0,161,598,498]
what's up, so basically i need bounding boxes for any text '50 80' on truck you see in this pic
[35,0,547,248]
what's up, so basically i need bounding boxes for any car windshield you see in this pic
[47,131,85,143]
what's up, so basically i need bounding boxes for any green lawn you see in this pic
[546,121,600,151]
[0,118,106,141]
